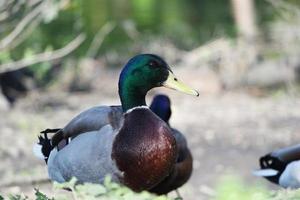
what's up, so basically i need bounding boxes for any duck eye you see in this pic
[148,61,159,69]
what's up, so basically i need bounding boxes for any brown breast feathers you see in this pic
[112,107,177,192]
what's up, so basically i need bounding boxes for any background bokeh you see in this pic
[1,0,300,199]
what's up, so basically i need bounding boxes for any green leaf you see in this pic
[34,188,53,200]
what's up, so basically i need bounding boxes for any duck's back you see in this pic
[51,105,123,147]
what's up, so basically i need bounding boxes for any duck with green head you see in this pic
[34,54,198,193]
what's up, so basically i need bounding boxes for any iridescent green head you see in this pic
[118,54,198,111]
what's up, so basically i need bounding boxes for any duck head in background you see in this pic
[150,94,172,123]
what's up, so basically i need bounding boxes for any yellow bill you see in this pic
[162,71,199,96]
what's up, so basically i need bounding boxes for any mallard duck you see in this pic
[34,54,198,192]
[149,94,193,195]
[253,144,300,188]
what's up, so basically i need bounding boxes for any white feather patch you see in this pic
[252,169,279,177]
[125,106,149,114]
[32,143,45,160]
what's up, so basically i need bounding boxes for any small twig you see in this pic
[0,0,20,22]
[28,0,43,7]
[0,33,86,73]
[0,0,47,50]
[8,16,43,50]
[86,22,116,58]
[0,0,15,13]
[122,20,140,40]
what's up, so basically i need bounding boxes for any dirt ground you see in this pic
[0,68,300,200]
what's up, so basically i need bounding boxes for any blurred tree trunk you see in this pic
[230,0,259,78]
[231,0,257,39]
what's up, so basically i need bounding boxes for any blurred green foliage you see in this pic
[214,176,268,200]
[1,0,300,87]
[40,0,237,51]
[214,175,300,200]
[4,175,300,200]
[4,0,300,61]
[4,0,300,63]
[4,0,292,61]
[1,176,172,200]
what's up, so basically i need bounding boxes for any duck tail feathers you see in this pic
[33,131,55,163]
[252,169,279,177]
